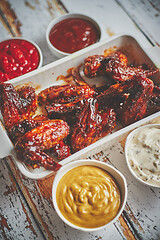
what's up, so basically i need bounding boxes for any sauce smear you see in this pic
[49,18,100,54]
[0,39,40,82]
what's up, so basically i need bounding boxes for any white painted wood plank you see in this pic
[116,0,160,46]
[0,159,43,240]
[0,21,11,39]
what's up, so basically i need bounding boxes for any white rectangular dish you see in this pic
[0,34,160,179]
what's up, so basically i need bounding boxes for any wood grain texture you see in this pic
[116,0,160,46]
[0,0,21,36]
[0,158,44,240]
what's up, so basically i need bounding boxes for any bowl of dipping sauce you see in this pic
[125,124,160,188]
[0,38,43,82]
[46,13,102,58]
[52,159,127,231]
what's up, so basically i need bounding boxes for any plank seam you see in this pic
[0,8,15,37]
[115,0,155,47]
[4,158,47,240]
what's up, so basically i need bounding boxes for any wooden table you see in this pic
[0,1,160,239]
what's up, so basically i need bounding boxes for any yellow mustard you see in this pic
[56,165,121,228]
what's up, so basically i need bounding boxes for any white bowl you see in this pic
[0,37,43,69]
[52,159,127,231]
[125,124,160,188]
[46,13,102,58]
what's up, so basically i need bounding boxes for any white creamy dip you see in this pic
[127,126,160,187]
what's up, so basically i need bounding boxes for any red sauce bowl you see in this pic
[46,13,102,58]
[0,38,43,82]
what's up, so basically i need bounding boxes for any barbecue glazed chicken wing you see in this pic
[38,84,97,125]
[98,76,154,126]
[0,82,37,130]
[84,51,158,82]
[9,115,49,143]
[38,84,96,105]
[0,82,70,171]
[70,97,116,152]
[15,120,70,170]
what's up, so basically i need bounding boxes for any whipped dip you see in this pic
[127,126,160,187]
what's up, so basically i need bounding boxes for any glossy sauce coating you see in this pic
[56,165,121,228]
[0,39,40,82]
[49,18,100,53]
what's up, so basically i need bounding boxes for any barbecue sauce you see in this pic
[49,18,100,54]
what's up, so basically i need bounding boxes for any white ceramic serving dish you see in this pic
[0,34,160,179]
[125,124,160,188]
[52,159,127,231]
[46,13,103,58]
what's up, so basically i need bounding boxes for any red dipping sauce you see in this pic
[49,18,100,54]
[0,39,40,82]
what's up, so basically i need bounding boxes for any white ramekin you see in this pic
[52,159,127,231]
[46,13,103,58]
[125,124,160,188]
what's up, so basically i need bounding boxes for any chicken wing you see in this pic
[83,51,158,82]
[98,76,154,126]
[15,119,70,170]
[38,84,96,105]
[70,97,116,152]
[0,82,37,129]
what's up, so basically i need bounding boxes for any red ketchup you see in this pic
[49,18,100,54]
[0,39,40,82]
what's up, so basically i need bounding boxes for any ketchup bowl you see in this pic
[46,13,102,58]
[0,38,43,82]
[52,159,127,231]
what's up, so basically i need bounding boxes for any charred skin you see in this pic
[70,98,116,153]
[9,115,48,142]
[53,140,71,160]
[83,55,105,78]
[120,77,154,125]
[0,83,23,129]
[0,83,37,129]
[83,51,158,81]
[15,120,70,170]
[45,98,85,125]
[17,85,37,117]
[146,85,160,116]
[38,84,96,105]
[105,61,159,82]
[98,76,154,126]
